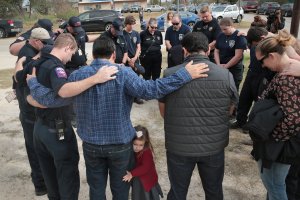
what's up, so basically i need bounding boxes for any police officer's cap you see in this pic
[37,19,54,38]
[68,16,84,33]
[112,18,124,36]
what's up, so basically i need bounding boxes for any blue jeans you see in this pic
[82,141,133,200]
[166,150,224,200]
[258,160,290,200]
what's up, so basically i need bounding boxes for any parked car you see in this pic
[168,4,177,11]
[130,5,142,13]
[240,0,258,13]
[155,11,199,32]
[145,5,166,13]
[0,19,23,38]
[256,2,280,15]
[78,10,124,32]
[212,4,244,23]
[121,5,130,13]
[281,3,293,17]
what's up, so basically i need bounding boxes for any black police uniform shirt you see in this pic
[101,30,128,64]
[215,30,247,65]
[10,29,32,47]
[65,30,89,71]
[123,30,141,58]
[15,41,40,120]
[36,53,71,121]
[140,29,163,56]
[165,24,190,47]
[193,18,221,44]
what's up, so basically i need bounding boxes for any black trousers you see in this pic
[140,52,162,80]
[19,113,46,190]
[228,63,244,92]
[33,119,80,200]
[236,69,264,125]
[286,163,300,200]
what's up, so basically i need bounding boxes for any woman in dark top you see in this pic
[253,30,300,200]
[140,18,163,80]
[214,17,247,91]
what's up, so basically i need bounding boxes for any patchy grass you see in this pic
[0,69,14,89]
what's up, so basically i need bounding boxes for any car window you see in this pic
[232,6,238,11]
[225,7,233,12]
[180,13,187,18]
[213,6,226,12]
[90,12,102,18]
[78,12,90,20]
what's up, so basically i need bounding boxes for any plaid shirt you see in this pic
[28,59,192,145]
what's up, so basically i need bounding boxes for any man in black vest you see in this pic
[159,32,238,200]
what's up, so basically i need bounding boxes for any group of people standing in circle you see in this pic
[7,3,300,200]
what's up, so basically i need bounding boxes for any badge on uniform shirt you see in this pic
[203,25,208,29]
[229,40,236,48]
[133,36,137,44]
[157,36,160,41]
[55,67,67,78]
[209,27,213,31]
[117,38,120,44]
[179,34,184,41]
[78,49,82,56]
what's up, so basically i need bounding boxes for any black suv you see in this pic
[281,3,293,17]
[0,19,23,38]
[256,2,280,15]
[78,10,124,32]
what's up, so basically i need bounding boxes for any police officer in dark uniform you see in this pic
[193,5,221,63]
[57,16,89,75]
[100,18,128,64]
[14,27,53,196]
[165,14,190,68]
[231,27,275,129]
[9,19,54,56]
[31,33,80,200]
[140,18,163,80]
[215,18,247,92]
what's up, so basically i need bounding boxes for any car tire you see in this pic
[147,9,151,13]
[105,23,112,32]
[0,28,6,38]
[236,15,242,23]
[217,16,223,22]
[284,12,288,17]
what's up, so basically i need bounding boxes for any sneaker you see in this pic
[35,187,47,196]
[134,98,144,104]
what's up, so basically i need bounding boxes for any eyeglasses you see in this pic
[258,54,269,65]
[150,26,158,30]
[172,22,180,26]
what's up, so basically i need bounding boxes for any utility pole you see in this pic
[290,0,300,38]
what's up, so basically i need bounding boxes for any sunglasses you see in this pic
[172,22,180,26]
[150,26,158,30]
[258,54,269,65]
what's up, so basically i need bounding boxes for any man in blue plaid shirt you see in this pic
[26,37,209,200]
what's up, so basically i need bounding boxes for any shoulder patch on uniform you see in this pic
[17,36,25,41]
[55,67,67,78]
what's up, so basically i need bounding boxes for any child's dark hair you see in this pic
[133,125,154,152]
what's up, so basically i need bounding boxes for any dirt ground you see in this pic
[0,86,267,200]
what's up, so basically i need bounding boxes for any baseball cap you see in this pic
[112,18,124,36]
[30,28,54,45]
[37,19,54,37]
[68,16,84,33]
